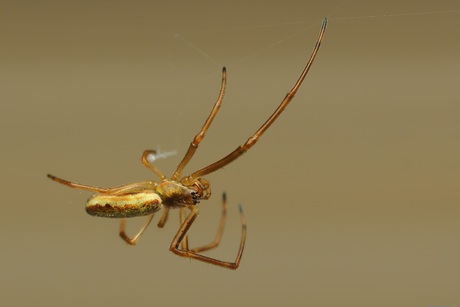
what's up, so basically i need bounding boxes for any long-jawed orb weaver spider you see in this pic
[47,18,327,270]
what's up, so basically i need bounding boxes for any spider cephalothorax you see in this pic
[156,181,200,207]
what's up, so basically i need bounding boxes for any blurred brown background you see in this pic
[1,0,459,306]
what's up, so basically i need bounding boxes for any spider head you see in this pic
[156,180,200,208]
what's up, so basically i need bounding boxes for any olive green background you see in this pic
[1,0,459,306]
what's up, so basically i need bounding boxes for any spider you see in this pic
[47,18,327,270]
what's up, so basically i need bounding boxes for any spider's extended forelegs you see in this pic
[171,68,227,181]
[180,18,328,186]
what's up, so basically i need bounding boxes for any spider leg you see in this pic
[157,207,170,228]
[141,150,167,181]
[171,67,227,181]
[169,203,246,270]
[47,174,109,193]
[180,18,327,186]
[190,192,227,253]
[179,208,189,250]
[47,174,157,195]
[119,214,155,245]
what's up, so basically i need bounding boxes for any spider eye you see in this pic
[191,190,201,204]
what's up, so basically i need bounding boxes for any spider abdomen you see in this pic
[86,191,162,218]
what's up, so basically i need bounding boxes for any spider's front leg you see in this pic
[169,201,246,270]
[190,192,228,253]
